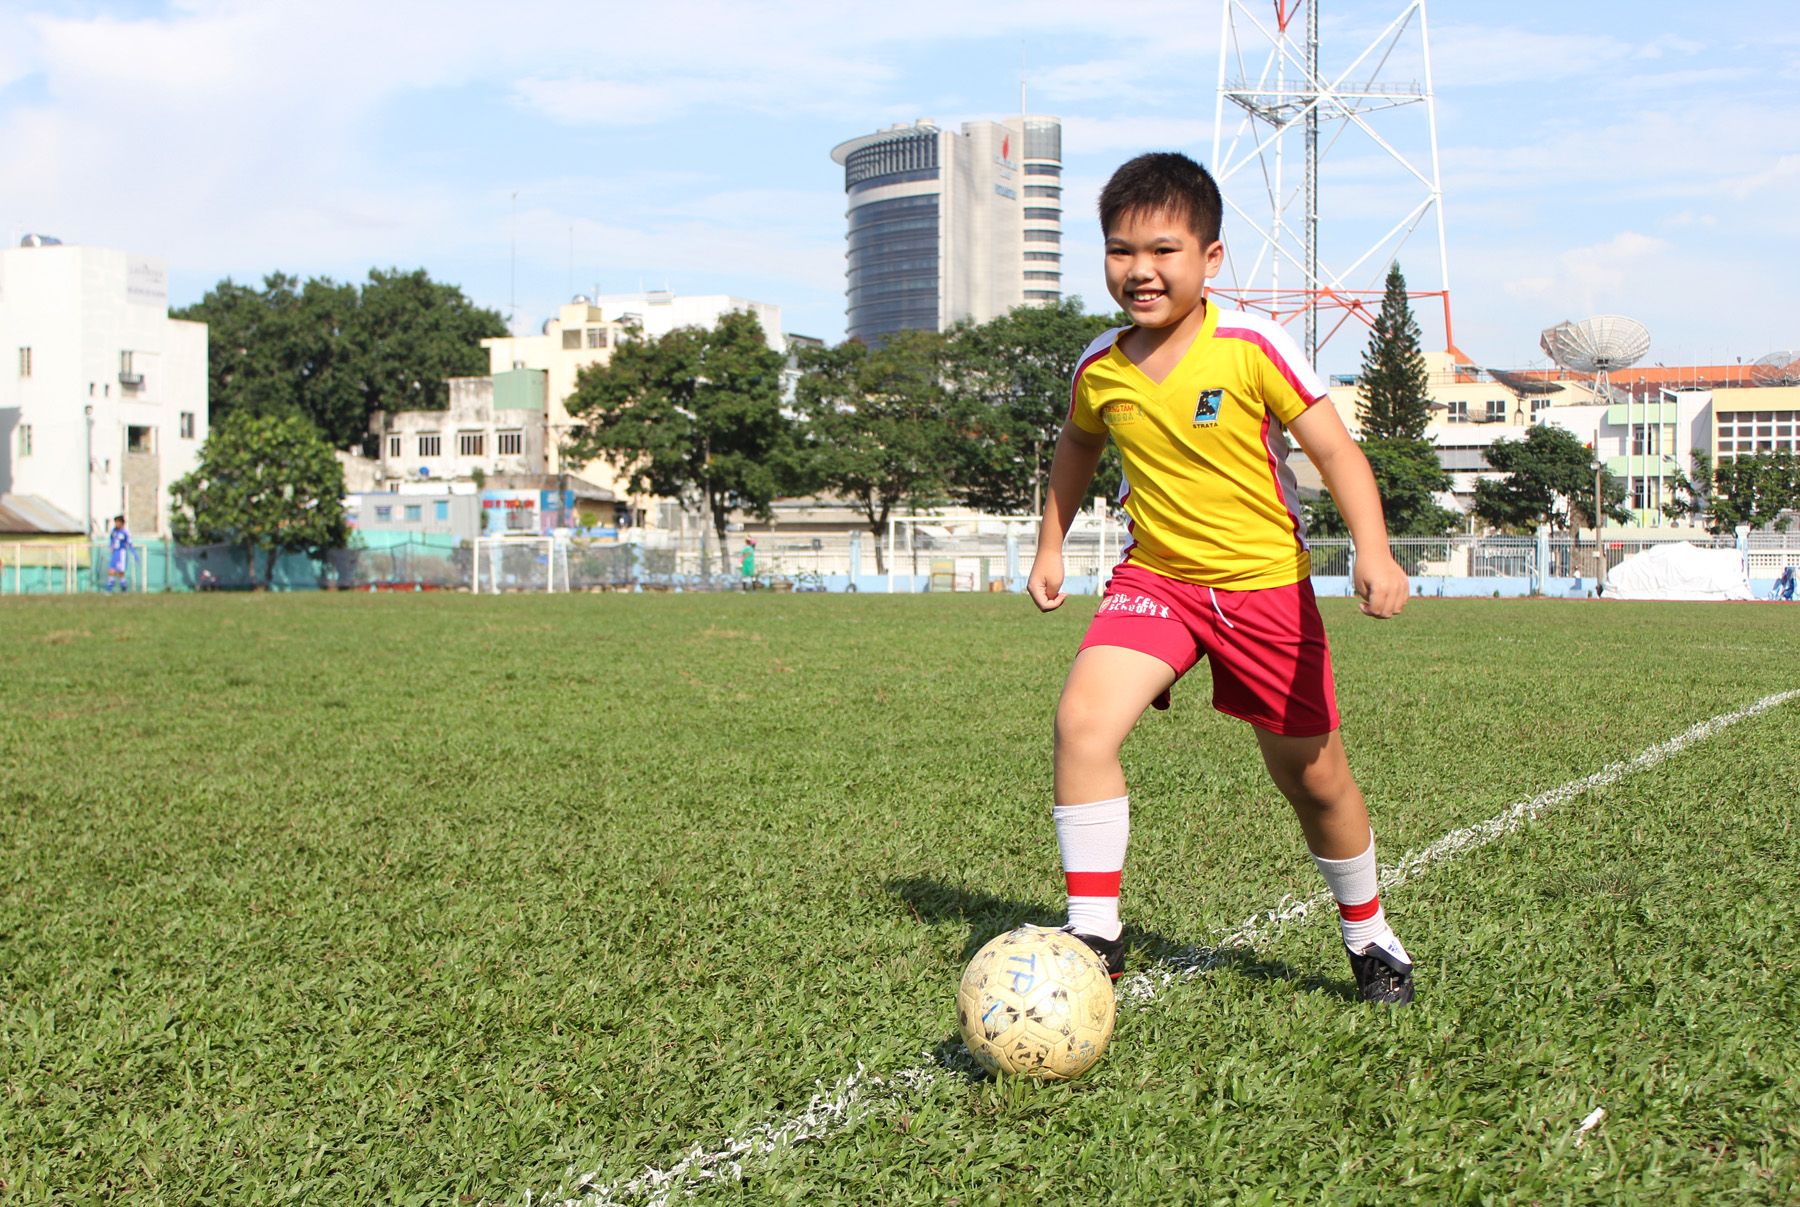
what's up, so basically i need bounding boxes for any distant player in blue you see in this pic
[106,515,135,594]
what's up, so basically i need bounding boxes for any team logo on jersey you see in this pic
[1193,388,1225,427]
[1101,401,1139,426]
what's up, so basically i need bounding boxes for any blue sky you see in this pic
[1,0,1795,377]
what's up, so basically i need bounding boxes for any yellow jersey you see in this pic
[1067,303,1328,589]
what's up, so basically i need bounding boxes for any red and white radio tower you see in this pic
[1210,0,1457,367]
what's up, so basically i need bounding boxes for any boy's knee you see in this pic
[1054,694,1120,756]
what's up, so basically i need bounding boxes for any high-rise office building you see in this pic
[831,116,1063,343]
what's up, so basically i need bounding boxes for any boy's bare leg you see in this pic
[1255,725,1412,999]
[1054,645,1178,806]
[1251,727,1370,859]
[1050,645,1177,954]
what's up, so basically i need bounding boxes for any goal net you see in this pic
[472,537,568,593]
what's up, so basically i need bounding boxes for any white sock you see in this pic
[1054,795,1129,941]
[1310,829,1407,960]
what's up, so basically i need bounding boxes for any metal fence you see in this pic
[4,526,1796,595]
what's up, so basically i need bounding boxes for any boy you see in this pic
[106,514,135,594]
[1028,152,1416,1005]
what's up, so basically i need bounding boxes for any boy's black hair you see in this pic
[113,514,125,523]
[1097,152,1223,245]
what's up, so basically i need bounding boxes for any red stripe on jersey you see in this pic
[1337,896,1381,922]
[1214,325,1326,408]
[1065,870,1122,897]
[1259,412,1304,541]
[1067,342,1117,424]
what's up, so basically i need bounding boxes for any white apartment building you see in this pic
[831,115,1064,344]
[376,369,551,485]
[0,238,207,536]
[478,292,786,502]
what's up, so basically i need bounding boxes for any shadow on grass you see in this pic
[886,875,1360,1003]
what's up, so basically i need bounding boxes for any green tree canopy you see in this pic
[563,309,792,568]
[1472,424,1628,536]
[1706,450,1800,533]
[1356,262,1433,441]
[944,298,1125,514]
[172,268,505,451]
[1309,437,1457,538]
[792,330,961,571]
[168,411,348,589]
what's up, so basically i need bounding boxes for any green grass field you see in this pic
[2,591,1798,1205]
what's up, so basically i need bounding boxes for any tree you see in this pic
[1472,424,1627,536]
[563,309,792,572]
[943,299,1126,514]
[1308,437,1457,537]
[1355,262,1433,441]
[168,412,348,589]
[1661,450,1718,531]
[1710,450,1800,533]
[792,331,961,571]
[172,269,505,451]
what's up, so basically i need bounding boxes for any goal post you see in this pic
[471,536,568,593]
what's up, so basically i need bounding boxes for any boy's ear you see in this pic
[1203,240,1225,279]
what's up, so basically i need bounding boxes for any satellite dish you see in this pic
[1753,350,1799,368]
[1540,316,1650,400]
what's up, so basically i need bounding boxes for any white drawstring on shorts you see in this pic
[1209,586,1236,630]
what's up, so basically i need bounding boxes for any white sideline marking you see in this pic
[540,689,1798,1206]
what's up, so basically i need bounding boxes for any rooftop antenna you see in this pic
[1211,0,1454,367]
[1540,316,1651,400]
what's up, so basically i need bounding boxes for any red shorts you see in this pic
[1078,562,1340,736]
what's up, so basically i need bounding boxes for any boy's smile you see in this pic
[1103,209,1223,335]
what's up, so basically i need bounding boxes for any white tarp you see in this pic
[1603,541,1752,601]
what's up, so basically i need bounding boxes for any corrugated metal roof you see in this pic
[0,494,85,535]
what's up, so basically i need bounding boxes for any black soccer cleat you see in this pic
[1345,938,1414,1006]
[1063,926,1126,981]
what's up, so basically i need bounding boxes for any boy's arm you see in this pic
[1286,402,1409,619]
[1028,421,1108,612]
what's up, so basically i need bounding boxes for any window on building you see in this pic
[435,499,448,521]
[497,430,523,456]
[17,424,31,457]
[1531,397,1552,423]
[127,425,154,454]
[1446,399,1469,423]
[180,411,196,439]
[386,434,401,458]
[1023,271,1062,281]
[586,327,608,349]
[120,350,141,385]
[561,329,583,350]
[404,504,422,522]
[375,504,392,521]
[18,347,30,377]
[1023,207,1062,221]
[458,432,484,457]
[1024,185,1062,199]
[418,433,441,457]
[1023,251,1061,263]
[1023,229,1062,242]
[512,359,527,370]
[1484,399,1507,422]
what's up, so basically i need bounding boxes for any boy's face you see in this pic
[1103,208,1223,330]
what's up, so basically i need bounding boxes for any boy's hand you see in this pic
[1027,552,1067,612]
[1353,551,1409,619]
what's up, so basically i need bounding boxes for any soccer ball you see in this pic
[956,925,1116,1079]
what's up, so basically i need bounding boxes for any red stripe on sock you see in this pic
[1337,896,1381,922]
[1065,870,1122,897]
